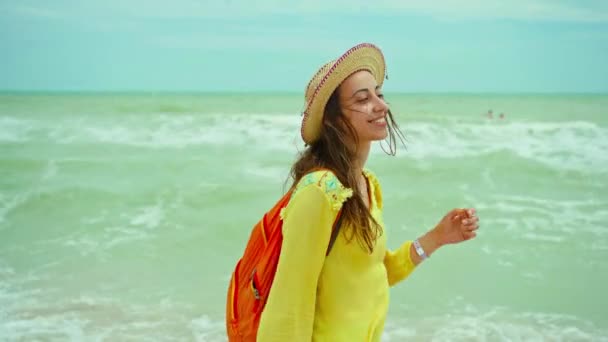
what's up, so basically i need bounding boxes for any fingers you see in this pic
[451,208,469,221]
[462,218,479,231]
[462,231,477,240]
[451,208,481,232]
[462,215,479,225]
[461,209,479,231]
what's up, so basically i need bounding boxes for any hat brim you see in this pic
[301,43,386,144]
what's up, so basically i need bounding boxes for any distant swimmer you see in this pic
[486,109,493,119]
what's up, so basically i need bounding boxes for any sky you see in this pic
[1,0,607,93]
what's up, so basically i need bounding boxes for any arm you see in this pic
[409,229,442,266]
[410,208,480,264]
[383,227,443,287]
[384,233,444,286]
[385,208,480,286]
[257,185,337,342]
[384,241,416,286]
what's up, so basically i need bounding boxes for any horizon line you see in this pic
[1,90,607,96]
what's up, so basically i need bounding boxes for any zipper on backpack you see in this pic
[251,269,261,300]
[251,269,262,313]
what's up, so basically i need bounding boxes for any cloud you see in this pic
[149,30,343,52]
[393,0,608,22]
[105,0,608,22]
[3,5,63,19]
[4,0,607,22]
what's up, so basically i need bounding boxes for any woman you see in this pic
[256,43,479,341]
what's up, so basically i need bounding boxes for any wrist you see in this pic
[418,229,442,257]
[413,239,428,261]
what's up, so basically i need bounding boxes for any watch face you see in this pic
[414,240,427,259]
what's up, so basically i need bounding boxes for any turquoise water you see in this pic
[1,93,607,341]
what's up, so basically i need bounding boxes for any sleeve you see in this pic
[384,241,417,286]
[256,183,338,342]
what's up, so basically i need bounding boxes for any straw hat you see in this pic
[301,43,386,144]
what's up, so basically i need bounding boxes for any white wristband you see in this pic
[413,239,428,260]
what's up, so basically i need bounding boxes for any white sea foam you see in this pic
[463,191,608,285]
[190,315,227,342]
[243,164,290,183]
[0,190,32,225]
[6,111,302,153]
[0,116,34,143]
[0,290,225,341]
[63,225,150,256]
[1,285,606,342]
[522,232,566,243]
[103,226,153,250]
[390,120,608,173]
[64,201,167,256]
[591,240,608,251]
[41,159,58,180]
[0,264,17,313]
[484,194,608,238]
[128,203,165,229]
[84,116,608,173]
[75,113,301,151]
[383,306,608,341]
[3,112,606,174]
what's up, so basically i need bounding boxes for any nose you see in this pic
[373,95,389,114]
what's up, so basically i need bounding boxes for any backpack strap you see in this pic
[326,209,344,256]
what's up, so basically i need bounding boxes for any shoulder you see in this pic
[292,169,353,211]
[363,168,383,209]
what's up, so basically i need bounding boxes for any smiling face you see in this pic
[338,70,389,144]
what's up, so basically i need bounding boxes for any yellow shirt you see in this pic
[257,169,417,342]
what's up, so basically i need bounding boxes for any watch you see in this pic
[413,239,428,261]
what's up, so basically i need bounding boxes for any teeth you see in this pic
[372,117,386,124]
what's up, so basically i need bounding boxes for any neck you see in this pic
[352,141,371,176]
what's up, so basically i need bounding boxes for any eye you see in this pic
[377,94,385,99]
[357,97,369,103]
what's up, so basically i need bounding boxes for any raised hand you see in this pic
[432,208,479,246]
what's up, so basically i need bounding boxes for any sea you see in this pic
[1,92,607,341]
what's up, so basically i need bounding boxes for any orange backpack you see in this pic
[225,188,343,341]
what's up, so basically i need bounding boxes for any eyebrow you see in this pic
[350,85,382,98]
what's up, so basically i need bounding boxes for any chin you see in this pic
[372,131,389,141]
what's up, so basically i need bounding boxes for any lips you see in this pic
[369,116,387,125]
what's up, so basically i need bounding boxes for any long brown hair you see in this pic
[287,89,406,253]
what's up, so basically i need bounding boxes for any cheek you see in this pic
[355,102,373,114]
[342,106,373,131]
[345,104,373,120]
[343,110,362,127]
[351,116,372,134]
